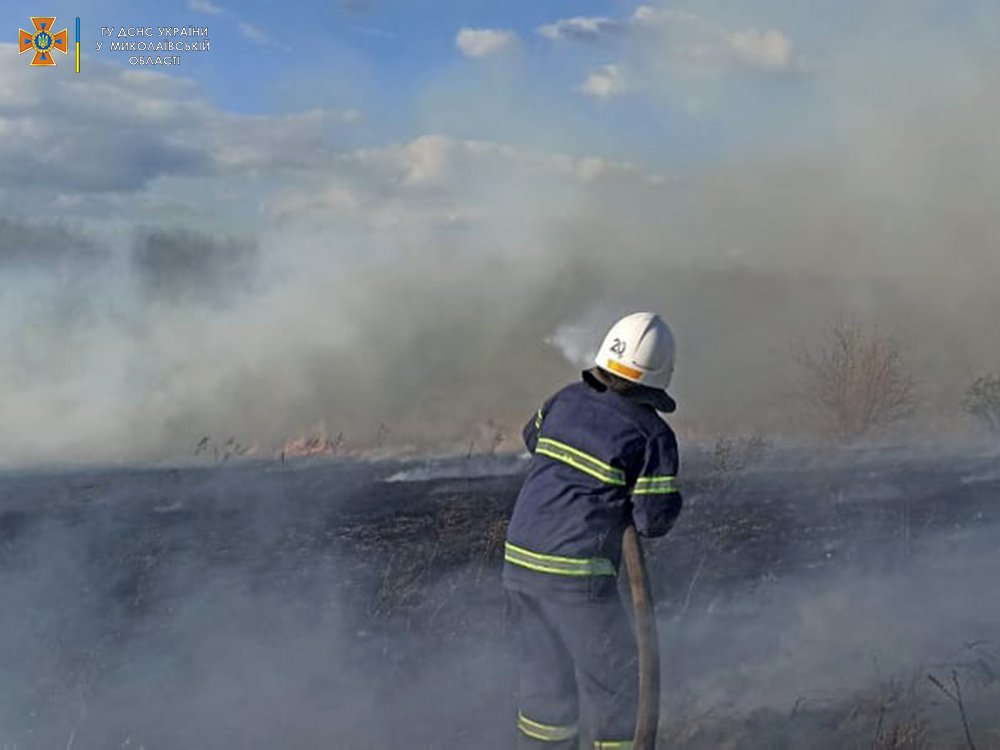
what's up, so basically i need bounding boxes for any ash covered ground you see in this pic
[1,444,998,749]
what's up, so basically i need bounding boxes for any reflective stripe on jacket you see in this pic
[503,374,682,597]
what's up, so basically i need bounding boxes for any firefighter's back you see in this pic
[503,379,671,599]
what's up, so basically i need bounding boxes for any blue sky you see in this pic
[3,1,990,173]
[3,0,866,166]
[1,0,996,220]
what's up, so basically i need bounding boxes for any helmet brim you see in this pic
[638,386,677,414]
[584,367,677,413]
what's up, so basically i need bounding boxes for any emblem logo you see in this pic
[18,17,69,66]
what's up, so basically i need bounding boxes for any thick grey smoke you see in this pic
[131,228,260,307]
[0,12,998,465]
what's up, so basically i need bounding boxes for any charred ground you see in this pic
[0,445,998,748]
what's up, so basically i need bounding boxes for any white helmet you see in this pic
[594,312,676,411]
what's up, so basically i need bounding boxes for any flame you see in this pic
[278,421,343,459]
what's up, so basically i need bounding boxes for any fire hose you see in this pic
[622,524,660,750]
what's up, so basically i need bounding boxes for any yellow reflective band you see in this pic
[536,437,626,486]
[534,408,544,429]
[517,712,579,742]
[633,475,678,495]
[505,541,615,577]
[594,741,634,749]
[606,358,643,380]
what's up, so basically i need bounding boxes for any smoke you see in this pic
[1,8,999,465]
[131,227,260,307]
[0,463,513,749]
[659,524,1000,717]
[545,305,631,368]
[2,9,997,747]
[1,454,997,746]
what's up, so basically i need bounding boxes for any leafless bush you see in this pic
[962,375,1000,434]
[797,320,917,441]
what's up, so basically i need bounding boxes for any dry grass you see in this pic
[368,550,431,619]
[368,499,509,619]
[861,677,933,750]
[927,671,977,750]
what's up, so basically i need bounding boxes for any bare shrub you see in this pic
[962,374,1000,434]
[797,320,917,441]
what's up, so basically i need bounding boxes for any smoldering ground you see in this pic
[0,447,998,748]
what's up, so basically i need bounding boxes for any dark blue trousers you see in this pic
[508,589,638,749]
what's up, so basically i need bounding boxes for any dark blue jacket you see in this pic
[503,374,683,599]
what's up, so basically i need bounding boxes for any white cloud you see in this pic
[335,108,363,125]
[186,1,290,54]
[239,21,292,52]
[238,21,267,43]
[455,28,518,58]
[0,45,667,216]
[536,16,621,41]
[539,5,802,76]
[238,21,287,50]
[579,64,633,99]
[727,28,793,72]
[671,24,798,75]
[634,8,799,74]
[188,0,224,14]
[630,6,700,27]
[197,109,331,173]
[262,133,666,228]
[385,136,662,186]
[0,49,333,195]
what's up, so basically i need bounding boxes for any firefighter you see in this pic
[504,312,683,750]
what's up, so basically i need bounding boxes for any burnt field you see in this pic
[0,445,998,749]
